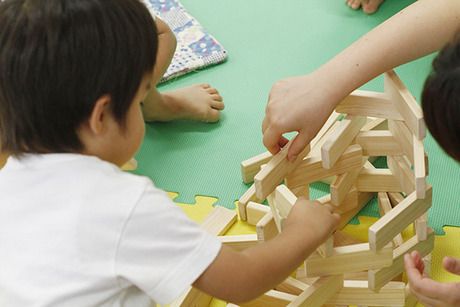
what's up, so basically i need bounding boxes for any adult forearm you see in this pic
[315,0,460,109]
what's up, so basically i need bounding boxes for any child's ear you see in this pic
[88,95,112,135]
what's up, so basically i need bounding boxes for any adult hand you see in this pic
[405,251,460,307]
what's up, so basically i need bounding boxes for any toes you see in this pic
[206,87,218,95]
[211,93,223,102]
[363,0,383,14]
[348,0,361,9]
[211,99,225,111]
[200,83,211,89]
[205,108,220,123]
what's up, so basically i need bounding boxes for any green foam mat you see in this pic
[135,0,460,235]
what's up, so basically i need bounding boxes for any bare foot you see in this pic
[142,84,225,123]
[346,0,384,14]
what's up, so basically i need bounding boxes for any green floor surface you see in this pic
[135,0,460,234]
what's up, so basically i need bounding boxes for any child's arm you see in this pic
[193,198,340,303]
[151,17,177,85]
[262,0,460,161]
[404,251,460,307]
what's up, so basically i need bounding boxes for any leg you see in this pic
[143,18,224,123]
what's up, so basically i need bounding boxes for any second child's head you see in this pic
[0,0,158,166]
[422,34,460,162]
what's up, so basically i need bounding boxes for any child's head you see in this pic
[422,34,460,162]
[0,0,158,163]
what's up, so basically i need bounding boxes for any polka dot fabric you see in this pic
[142,0,228,83]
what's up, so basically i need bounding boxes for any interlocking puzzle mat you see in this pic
[135,0,460,235]
[141,0,228,83]
[170,195,460,307]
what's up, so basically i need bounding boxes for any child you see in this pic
[403,34,460,307]
[144,16,225,123]
[0,0,339,306]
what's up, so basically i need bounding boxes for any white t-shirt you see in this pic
[0,154,221,307]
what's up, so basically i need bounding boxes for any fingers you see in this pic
[443,256,460,275]
[287,132,310,162]
[263,126,283,155]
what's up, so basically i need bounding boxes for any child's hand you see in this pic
[404,251,460,307]
[283,198,340,246]
[262,74,337,161]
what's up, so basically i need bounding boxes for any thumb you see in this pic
[443,256,460,275]
[287,132,310,162]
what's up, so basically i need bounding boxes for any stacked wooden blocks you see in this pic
[235,70,432,307]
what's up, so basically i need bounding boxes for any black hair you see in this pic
[422,34,460,162]
[0,0,158,154]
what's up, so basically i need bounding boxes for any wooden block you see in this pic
[256,211,279,242]
[413,136,427,199]
[286,145,363,189]
[275,185,297,218]
[333,231,365,247]
[246,202,271,226]
[384,70,426,140]
[337,89,403,120]
[201,206,237,236]
[355,130,403,157]
[254,141,311,200]
[356,168,402,193]
[330,168,362,206]
[388,119,414,164]
[219,234,258,251]
[310,121,341,159]
[240,290,297,307]
[121,158,138,171]
[305,243,393,277]
[238,184,262,221]
[241,151,272,184]
[267,191,284,232]
[378,192,404,247]
[337,191,375,230]
[369,187,432,251]
[310,111,342,149]
[290,185,310,198]
[287,275,344,307]
[387,156,415,196]
[369,230,434,291]
[415,213,428,242]
[326,280,405,306]
[387,192,405,207]
[322,116,367,169]
[361,117,388,131]
[317,237,334,258]
[275,277,309,296]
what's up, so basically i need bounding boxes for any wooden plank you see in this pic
[326,280,405,306]
[387,192,405,207]
[201,206,237,236]
[330,168,362,206]
[219,234,258,251]
[369,230,434,291]
[275,277,309,296]
[384,70,426,140]
[268,191,284,232]
[238,184,262,221]
[305,243,393,277]
[355,130,403,156]
[256,211,279,242]
[337,191,375,230]
[288,275,343,307]
[369,187,432,251]
[240,290,297,307]
[254,141,311,200]
[378,192,404,247]
[321,116,367,169]
[241,151,272,184]
[415,213,428,242]
[317,237,334,258]
[388,119,414,165]
[361,117,388,131]
[337,89,403,120]
[246,202,271,226]
[286,145,363,189]
[413,136,427,199]
[121,158,138,171]
[170,288,212,307]
[310,111,342,149]
[274,185,297,218]
[356,168,402,193]
[387,156,415,196]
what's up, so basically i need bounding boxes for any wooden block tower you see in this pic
[235,70,432,307]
